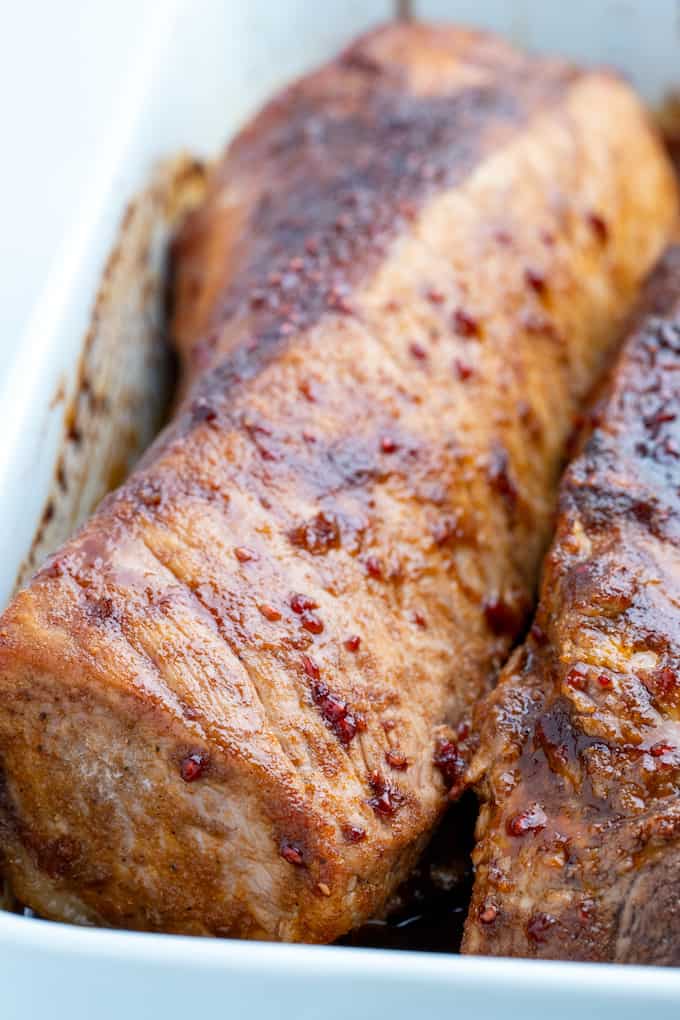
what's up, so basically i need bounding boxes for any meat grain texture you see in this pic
[464,247,680,964]
[0,23,676,941]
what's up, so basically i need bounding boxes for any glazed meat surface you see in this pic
[0,24,676,942]
[464,247,680,964]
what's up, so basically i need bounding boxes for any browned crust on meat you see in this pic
[0,23,676,942]
[171,23,580,394]
[464,246,680,964]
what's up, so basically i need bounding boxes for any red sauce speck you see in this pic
[483,597,519,637]
[454,358,473,381]
[452,308,480,338]
[259,603,281,622]
[645,409,676,432]
[409,341,428,361]
[289,511,341,555]
[525,268,547,296]
[301,654,320,680]
[650,741,676,758]
[290,593,318,614]
[380,435,398,453]
[427,288,445,304]
[335,714,360,744]
[479,902,498,925]
[42,558,65,579]
[452,722,468,746]
[345,634,361,652]
[597,673,612,689]
[280,843,304,866]
[385,749,409,771]
[180,752,208,783]
[312,681,358,746]
[506,804,547,837]
[191,400,218,424]
[412,610,427,628]
[313,686,345,723]
[457,720,470,741]
[433,738,465,791]
[365,556,383,579]
[368,771,403,818]
[587,211,609,243]
[234,546,257,563]
[300,610,324,634]
[565,667,587,691]
[329,292,354,315]
[527,912,556,943]
[139,485,162,509]
[342,825,366,844]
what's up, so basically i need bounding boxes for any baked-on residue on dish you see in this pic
[15,157,207,592]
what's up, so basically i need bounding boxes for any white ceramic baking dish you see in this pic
[2,1,680,1015]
